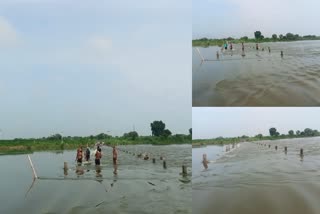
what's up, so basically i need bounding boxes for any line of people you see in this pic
[217,42,275,59]
[76,144,118,166]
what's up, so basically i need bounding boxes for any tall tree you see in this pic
[272,34,278,40]
[150,120,166,137]
[288,130,294,136]
[189,128,192,136]
[269,127,277,136]
[254,31,262,39]
[304,128,313,136]
[286,33,295,40]
[279,34,283,40]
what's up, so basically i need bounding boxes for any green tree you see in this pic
[296,130,301,135]
[163,129,172,138]
[123,131,139,140]
[254,31,262,39]
[304,128,313,136]
[240,36,248,40]
[189,128,192,136]
[150,120,166,137]
[269,128,277,136]
[96,133,111,140]
[48,134,62,140]
[286,33,295,40]
[279,34,283,40]
[272,34,278,40]
[288,130,294,136]
[255,134,263,139]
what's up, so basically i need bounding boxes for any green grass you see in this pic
[0,135,191,155]
[192,37,320,47]
[192,134,320,146]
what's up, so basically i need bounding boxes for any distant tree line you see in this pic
[193,30,320,47]
[267,127,320,137]
[253,30,319,41]
[193,127,320,145]
[12,120,191,142]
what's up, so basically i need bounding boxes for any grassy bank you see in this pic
[0,135,191,155]
[192,37,320,47]
[192,135,320,147]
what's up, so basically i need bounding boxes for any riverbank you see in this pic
[192,38,320,47]
[192,135,320,147]
[0,135,191,155]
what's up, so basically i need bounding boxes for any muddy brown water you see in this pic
[193,137,320,214]
[0,144,191,214]
[193,40,320,106]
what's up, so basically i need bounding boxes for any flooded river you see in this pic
[193,137,320,214]
[0,144,191,214]
[193,40,320,106]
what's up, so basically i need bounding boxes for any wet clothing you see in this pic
[95,159,101,165]
[95,150,102,166]
[85,148,90,161]
[76,149,83,163]
[113,148,117,164]
[224,43,228,50]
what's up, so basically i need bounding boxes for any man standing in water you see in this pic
[241,42,245,52]
[256,43,259,50]
[95,147,102,166]
[224,42,228,50]
[112,145,118,164]
[202,154,209,169]
[76,146,83,164]
[85,145,90,161]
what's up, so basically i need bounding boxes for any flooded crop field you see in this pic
[0,144,191,214]
[193,40,320,106]
[193,137,320,214]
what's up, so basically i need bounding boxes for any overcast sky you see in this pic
[193,0,320,39]
[0,0,191,139]
[193,108,320,139]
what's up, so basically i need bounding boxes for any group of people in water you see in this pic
[215,41,285,59]
[76,144,118,166]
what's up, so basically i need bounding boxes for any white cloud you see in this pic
[87,36,112,51]
[0,16,19,47]
[80,36,113,64]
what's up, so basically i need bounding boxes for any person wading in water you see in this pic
[76,146,83,165]
[95,147,102,166]
[202,154,209,169]
[85,145,91,161]
[112,145,118,164]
